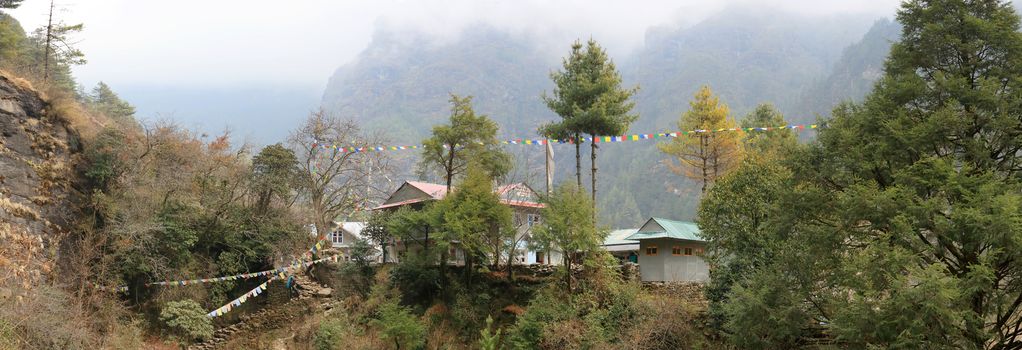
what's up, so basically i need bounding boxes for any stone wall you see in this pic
[642,281,708,308]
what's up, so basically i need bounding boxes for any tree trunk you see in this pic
[564,252,572,293]
[700,135,709,194]
[575,134,582,188]
[590,139,598,215]
[43,0,54,81]
[446,145,456,194]
[506,250,514,282]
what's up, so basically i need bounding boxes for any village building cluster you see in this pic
[325,180,709,282]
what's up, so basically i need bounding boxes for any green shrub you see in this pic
[479,316,501,350]
[370,301,426,350]
[0,318,16,350]
[390,252,441,304]
[314,317,346,350]
[159,300,213,342]
[506,288,574,349]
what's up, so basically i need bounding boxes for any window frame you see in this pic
[684,247,693,256]
[526,213,541,228]
[672,246,682,256]
[645,246,658,256]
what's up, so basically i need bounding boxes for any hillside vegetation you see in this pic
[320,8,891,227]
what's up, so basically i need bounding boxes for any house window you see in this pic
[645,246,658,256]
[536,252,545,264]
[527,214,541,228]
[331,231,343,244]
[672,246,681,255]
[684,248,693,256]
[695,248,703,255]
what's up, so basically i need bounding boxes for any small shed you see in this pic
[626,218,708,282]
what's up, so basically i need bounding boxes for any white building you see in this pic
[372,181,562,266]
[625,217,709,282]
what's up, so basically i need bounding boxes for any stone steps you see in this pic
[187,271,335,349]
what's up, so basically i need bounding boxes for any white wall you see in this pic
[637,238,709,282]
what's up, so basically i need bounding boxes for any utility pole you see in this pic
[43,0,54,81]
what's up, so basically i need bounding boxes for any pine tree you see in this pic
[541,39,638,206]
[705,1,1022,348]
[0,0,23,9]
[658,86,743,193]
[740,103,796,158]
[89,82,138,127]
[421,94,510,193]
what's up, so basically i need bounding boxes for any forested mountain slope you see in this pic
[321,8,889,227]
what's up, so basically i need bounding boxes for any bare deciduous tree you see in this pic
[289,110,392,240]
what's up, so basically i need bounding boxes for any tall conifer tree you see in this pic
[541,39,637,205]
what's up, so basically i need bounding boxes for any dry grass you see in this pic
[0,69,109,141]
[502,303,526,316]
[0,69,35,93]
[0,197,38,221]
[44,86,107,140]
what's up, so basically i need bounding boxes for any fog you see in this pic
[8,0,901,91]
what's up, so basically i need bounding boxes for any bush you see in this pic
[479,316,501,350]
[159,300,213,343]
[619,295,706,350]
[389,251,441,305]
[506,288,574,349]
[370,301,426,350]
[314,317,347,350]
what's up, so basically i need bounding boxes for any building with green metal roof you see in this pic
[625,218,709,282]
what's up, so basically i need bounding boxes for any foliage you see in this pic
[421,94,510,189]
[478,315,501,350]
[389,251,442,305]
[739,103,797,158]
[531,183,601,292]
[698,156,792,331]
[159,300,214,343]
[86,82,137,129]
[541,38,638,202]
[289,110,390,238]
[506,288,575,349]
[707,0,1022,348]
[82,127,128,191]
[658,86,744,193]
[386,205,444,258]
[371,301,426,350]
[314,316,348,350]
[339,238,377,297]
[251,143,299,213]
[19,11,86,90]
[436,163,513,271]
[0,13,25,63]
[0,1,21,9]
[363,211,393,262]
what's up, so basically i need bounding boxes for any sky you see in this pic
[9,0,902,91]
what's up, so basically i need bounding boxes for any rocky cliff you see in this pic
[0,71,82,293]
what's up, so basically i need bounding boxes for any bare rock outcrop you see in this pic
[0,72,82,293]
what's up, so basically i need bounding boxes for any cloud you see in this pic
[6,0,901,90]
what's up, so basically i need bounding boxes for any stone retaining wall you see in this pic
[642,281,708,308]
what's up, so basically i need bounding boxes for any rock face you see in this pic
[0,72,82,290]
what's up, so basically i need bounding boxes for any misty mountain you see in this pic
[321,27,558,141]
[626,8,875,130]
[320,8,893,227]
[795,18,901,122]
